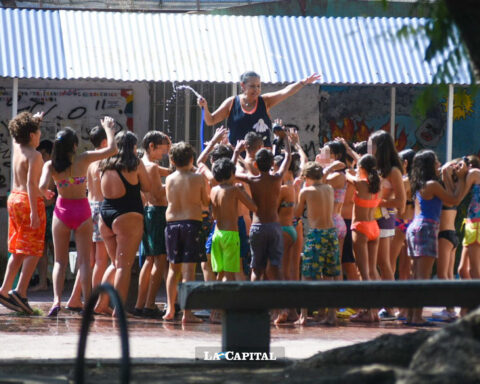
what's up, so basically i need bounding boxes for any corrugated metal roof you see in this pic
[0,9,473,85]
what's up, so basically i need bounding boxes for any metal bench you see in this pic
[179,280,480,354]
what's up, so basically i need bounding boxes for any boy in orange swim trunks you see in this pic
[0,111,53,314]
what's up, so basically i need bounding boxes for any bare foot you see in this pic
[209,310,222,324]
[182,313,203,324]
[30,284,48,292]
[287,309,299,323]
[350,311,377,323]
[94,306,113,316]
[163,311,176,321]
[274,311,289,325]
[294,315,307,325]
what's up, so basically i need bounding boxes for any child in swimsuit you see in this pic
[0,112,53,315]
[294,161,340,326]
[133,130,171,318]
[347,154,381,323]
[406,150,463,325]
[40,118,117,317]
[163,142,210,323]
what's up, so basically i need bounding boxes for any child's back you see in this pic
[166,170,207,222]
[303,184,334,229]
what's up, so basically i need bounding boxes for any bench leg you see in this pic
[222,309,270,354]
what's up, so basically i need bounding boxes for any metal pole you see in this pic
[390,86,396,138]
[446,84,454,162]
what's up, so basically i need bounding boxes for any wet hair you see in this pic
[274,152,300,175]
[37,139,53,155]
[8,111,41,145]
[101,131,140,173]
[354,141,368,156]
[302,161,323,180]
[210,144,233,163]
[142,130,170,152]
[410,150,439,197]
[240,71,260,84]
[255,148,274,172]
[212,158,236,182]
[325,141,347,163]
[52,127,79,173]
[170,142,195,167]
[358,154,380,194]
[399,149,415,176]
[89,126,106,148]
[464,155,480,169]
[245,132,263,152]
[369,130,403,178]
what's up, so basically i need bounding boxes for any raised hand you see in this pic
[101,116,115,130]
[302,73,322,85]
[197,96,208,109]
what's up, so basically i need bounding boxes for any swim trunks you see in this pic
[463,219,480,247]
[211,229,241,273]
[406,217,439,258]
[249,222,283,270]
[165,220,203,264]
[8,191,46,258]
[90,201,103,242]
[142,205,167,256]
[376,207,396,238]
[302,227,341,278]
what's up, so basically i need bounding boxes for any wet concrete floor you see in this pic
[0,289,448,361]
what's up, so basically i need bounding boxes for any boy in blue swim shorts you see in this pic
[294,162,340,326]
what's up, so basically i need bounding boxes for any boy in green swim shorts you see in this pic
[294,162,340,326]
[210,158,257,281]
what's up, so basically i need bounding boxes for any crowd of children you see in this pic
[2,110,479,327]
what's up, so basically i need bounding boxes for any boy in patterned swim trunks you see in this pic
[294,162,341,326]
[163,142,210,323]
[0,111,53,314]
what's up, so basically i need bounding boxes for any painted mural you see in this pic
[0,88,133,196]
[266,84,479,162]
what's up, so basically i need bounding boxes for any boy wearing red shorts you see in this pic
[0,111,52,314]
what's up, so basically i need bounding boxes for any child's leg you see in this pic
[15,255,39,298]
[31,248,49,291]
[51,215,72,308]
[390,229,406,277]
[163,262,181,320]
[135,256,153,310]
[66,270,83,309]
[92,241,109,289]
[458,246,471,279]
[467,244,480,279]
[74,219,94,307]
[352,231,370,281]
[0,254,25,297]
[377,237,392,281]
[281,231,294,280]
[145,254,167,309]
[181,263,203,323]
[437,238,453,280]
[201,255,216,282]
[411,256,435,323]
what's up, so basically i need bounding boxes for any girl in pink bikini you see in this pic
[40,118,117,316]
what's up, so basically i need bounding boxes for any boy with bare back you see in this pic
[235,134,291,281]
[210,158,257,280]
[163,142,209,323]
[294,162,340,326]
[133,131,171,317]
[241,132,263,176]
[0,111,52,314]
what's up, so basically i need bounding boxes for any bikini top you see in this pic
[279,201,295,209]
[55,176,87,188]
[334,185,347,203]
[467,184,480,219]
[354,191,380,208]
[416,191,442,221]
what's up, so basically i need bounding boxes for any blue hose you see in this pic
[200,107,205,151]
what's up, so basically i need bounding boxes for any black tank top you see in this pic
[227,95,272,147]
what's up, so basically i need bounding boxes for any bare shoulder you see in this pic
[388,167,403,180]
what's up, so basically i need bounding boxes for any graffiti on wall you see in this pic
[0,88,133,196]
[266,84,479,162]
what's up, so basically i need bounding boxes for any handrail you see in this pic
[74,283,130,384]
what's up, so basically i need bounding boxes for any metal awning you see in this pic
[0,8,473,85]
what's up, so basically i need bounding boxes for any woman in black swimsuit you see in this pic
[96,131,150,314]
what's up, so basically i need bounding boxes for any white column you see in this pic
[446,84,454,161]
[390,86,396,138]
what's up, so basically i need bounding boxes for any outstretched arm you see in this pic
[263,73,321,110]
[236,184,257,212]
[197,96,234,126]
[197,126,228,165]
[277,134,292,177]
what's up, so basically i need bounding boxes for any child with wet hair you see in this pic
[294,162,340,326]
